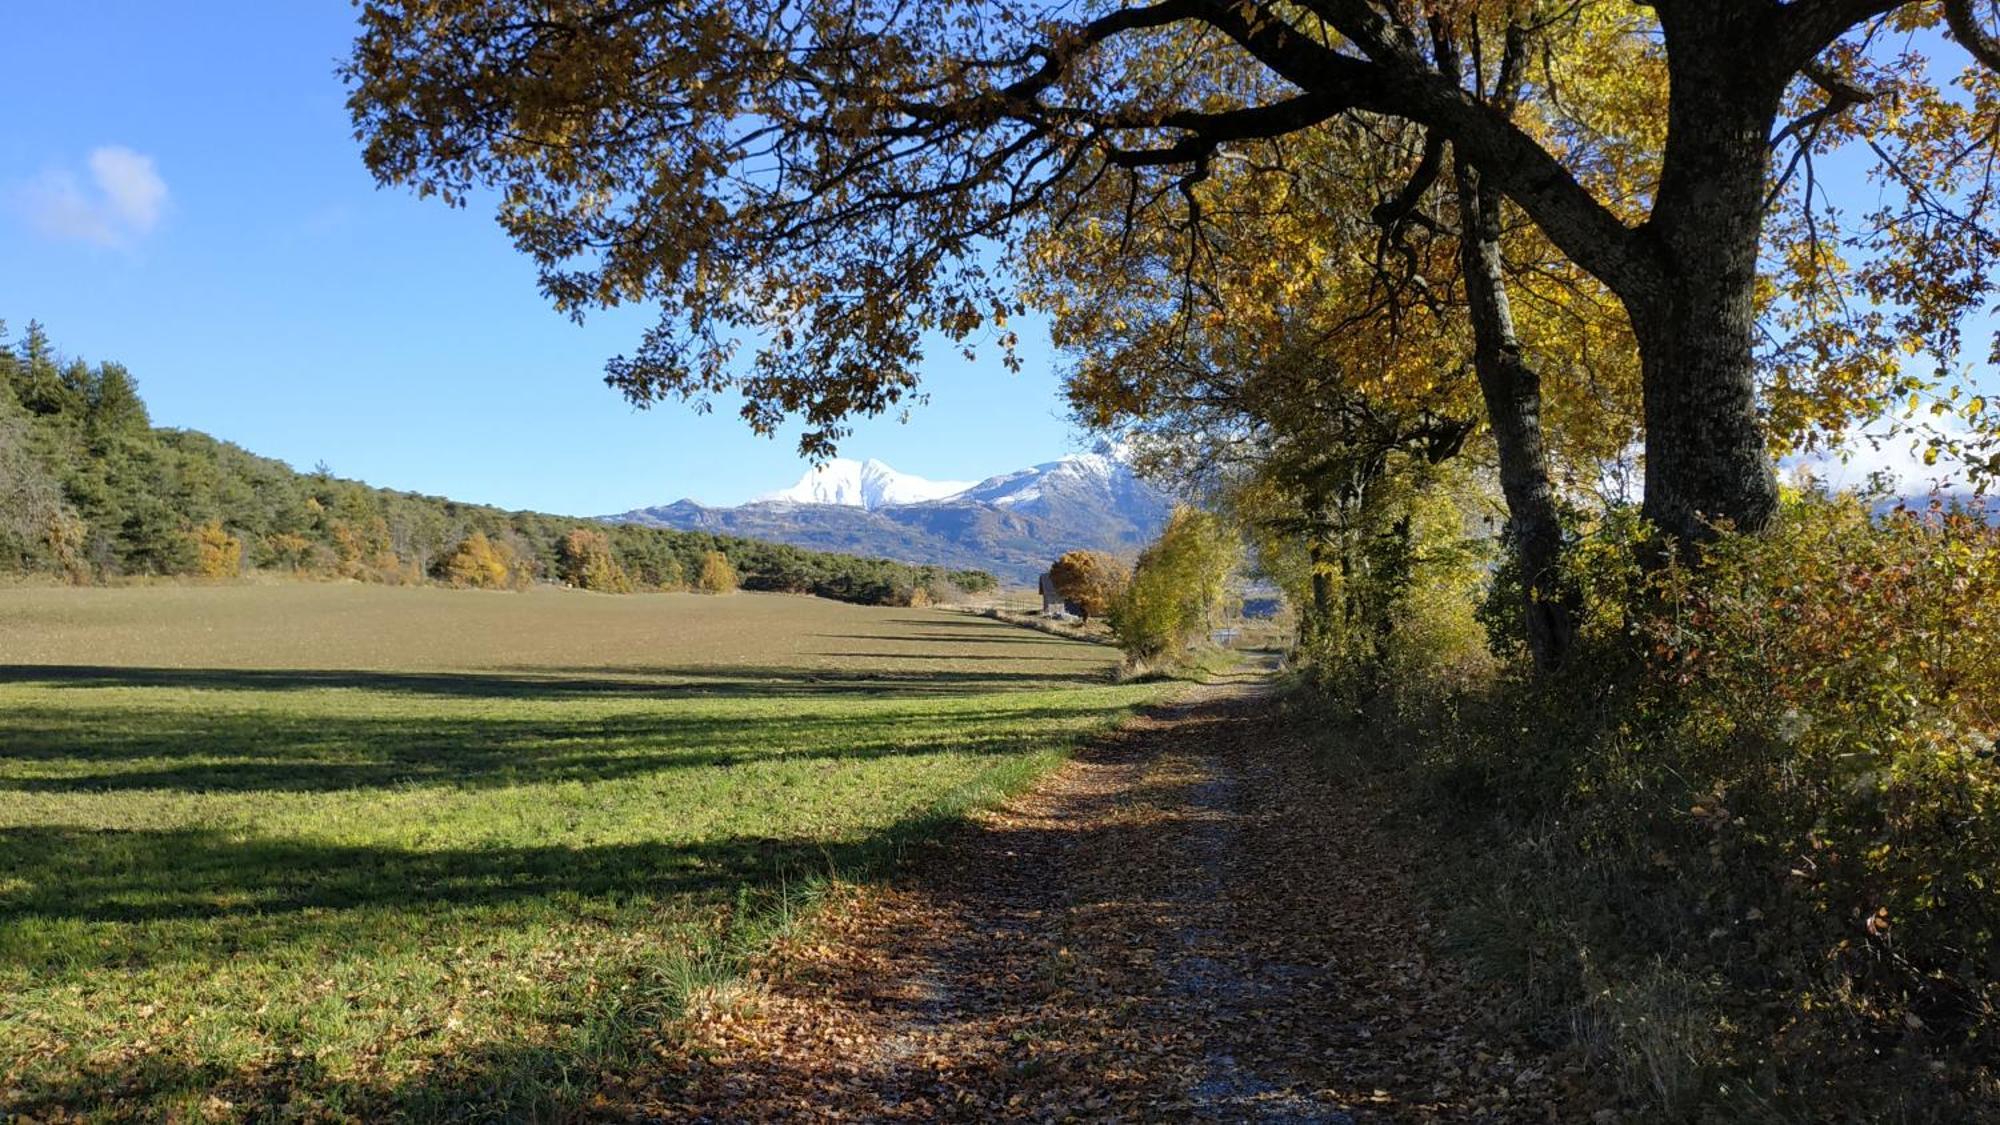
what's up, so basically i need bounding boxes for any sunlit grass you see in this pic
[0,585,1164,1119]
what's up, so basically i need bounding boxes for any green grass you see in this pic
[0,584,1169,1119]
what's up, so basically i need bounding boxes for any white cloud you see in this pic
[87,147,167,231]
[16,146,167,247]
[1789,415,1975,496]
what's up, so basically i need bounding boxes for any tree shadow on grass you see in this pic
[0,823,823,934]
[0,698,1133,794]
[0,689,1213,1122]
[0,662,1106,700]
[814,631,1084,646]
[0,789,1041,1119]
[806,650,1107,663]
[0,609,1163,1119]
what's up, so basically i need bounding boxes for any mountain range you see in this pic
[606,451,1173,584]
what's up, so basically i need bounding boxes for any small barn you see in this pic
[1037,571,1079,618]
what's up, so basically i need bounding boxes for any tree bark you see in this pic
[1410,3,1788,549]
[1454,158,1575,669]
[1627,6,1785,546]
[1304,531,1335,653]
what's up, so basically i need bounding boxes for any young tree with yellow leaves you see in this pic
[439,531,521,589]
[1111,506,1240,662]
[559,528,634,593]
[695,549,739,594]
[191,521,243,580]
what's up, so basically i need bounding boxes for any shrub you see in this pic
[695,549,738,594]
[559,528,634,593]
[1626,494,2000,1036]
[263,532,316,574]
[1392,488,2000,1117]
[1109,507,1238,661]
[438,531,528,590]
[1048,549,1127,622]
[191,520,242,579]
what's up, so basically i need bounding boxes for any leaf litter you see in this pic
[607,674,1589,1122]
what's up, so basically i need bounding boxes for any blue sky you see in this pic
[0,2,1080,514]
[5,5,1994,512]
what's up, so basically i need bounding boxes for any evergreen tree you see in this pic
[85,362,149,448]
[0,391,61,567]
[13,323,71,417]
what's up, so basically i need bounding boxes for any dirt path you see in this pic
[636,668,1575,1122]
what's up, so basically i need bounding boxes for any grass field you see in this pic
[0,584,1166,1119]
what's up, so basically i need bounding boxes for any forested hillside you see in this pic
[0,320,993,604]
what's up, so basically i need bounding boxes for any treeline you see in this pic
[0,321,995,605]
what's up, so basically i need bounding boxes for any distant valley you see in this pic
[605,451,1174,583]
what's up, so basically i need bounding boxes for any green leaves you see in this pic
[1109,506,1239,663]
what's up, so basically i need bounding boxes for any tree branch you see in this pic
[1186,0,1658,300]
[1945,0,2000,73]
[1763,0,1907,80]
[1100,93,1351,167]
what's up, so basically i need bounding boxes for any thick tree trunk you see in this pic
[1629,8,1785,546]
[1455,159,1575,670]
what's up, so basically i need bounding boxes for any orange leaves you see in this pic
[1048,549,1128,622]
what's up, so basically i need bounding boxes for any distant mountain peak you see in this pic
[754,457,974,510]
[608,450,1174,583]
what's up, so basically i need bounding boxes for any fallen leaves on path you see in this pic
[609,676,1590,1122]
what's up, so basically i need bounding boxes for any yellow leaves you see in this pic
[190,521,243,580]
[1518,1,1666,216]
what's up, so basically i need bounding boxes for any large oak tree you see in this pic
[346,0,2000,548]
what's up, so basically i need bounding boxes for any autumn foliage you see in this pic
[438,531,531,590]
[1110,508,1238,663]
[190,521,243,579]
[559,529,634,593]
[1047,550,1126,623]
[1613,496,2000,1034]
[331,516,416,585]
[1374,490,2000,1115]
[695,549,738,595]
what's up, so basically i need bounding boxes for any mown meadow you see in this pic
[0,584,1167,1119]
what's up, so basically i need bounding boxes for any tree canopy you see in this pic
[349,0,2000,546]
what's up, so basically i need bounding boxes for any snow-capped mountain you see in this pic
[606,450,1173,583]
[755,457,975,510]
[953,451,1153,515]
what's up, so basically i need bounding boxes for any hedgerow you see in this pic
[1354,488,2000,1119]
